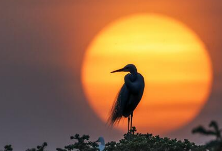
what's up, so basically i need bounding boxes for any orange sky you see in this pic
[82,14,212,134]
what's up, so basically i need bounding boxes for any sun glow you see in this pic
[81,14,212,134]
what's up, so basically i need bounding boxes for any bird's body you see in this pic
[98,143,105,151]
[120,73,144,117]
[96,137,105,151]
[108,64,145,132]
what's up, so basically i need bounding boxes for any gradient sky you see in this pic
[0,0,222,150]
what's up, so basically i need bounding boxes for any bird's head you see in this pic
[111,64,137,74]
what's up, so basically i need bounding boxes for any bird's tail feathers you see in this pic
[107,89,123,126]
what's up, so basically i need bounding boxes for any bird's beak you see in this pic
[95,139,99,142]
[111,68,125,73]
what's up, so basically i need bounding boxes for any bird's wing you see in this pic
[107,84,129,125]
[122,73,145,117]
[119,84,130,114]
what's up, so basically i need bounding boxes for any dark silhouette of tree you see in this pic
[4,145,13,151]
[192,121,221,140]
[26,142,47,151]
[6,123,222,151]
[192,120,222,151]
[56,134,98,151]
[209,121,222,140]
[105,130,205,151]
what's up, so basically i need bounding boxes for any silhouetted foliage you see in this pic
[56,134,98,151]
[0,132,206,151]
[56,127,205,151]
[26,142,47,151]
[3,122,222,151]
[2,145,13,151]
[192,120,222,151]
[105,133,205,151]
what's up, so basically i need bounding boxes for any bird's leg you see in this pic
[128,116,130,133]
[131,113,133,133]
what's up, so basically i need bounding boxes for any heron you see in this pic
[108,64,145,133]
[96,137,105,151]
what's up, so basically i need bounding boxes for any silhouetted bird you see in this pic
[96,137,105,151]
[108,64,145,133]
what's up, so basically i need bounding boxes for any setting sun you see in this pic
[81,14,212,134]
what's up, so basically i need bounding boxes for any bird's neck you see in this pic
[130,70,137,75]
[129,72,137,81]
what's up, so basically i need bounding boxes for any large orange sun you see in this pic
[81,14,212,134]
